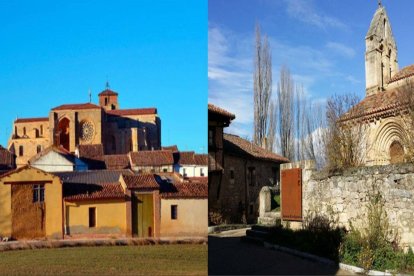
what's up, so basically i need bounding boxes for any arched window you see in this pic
[40,125,43,136]
[105,97,108,105]
[23,127,26,136]
[19,145,24,156]
[35,128,40,138]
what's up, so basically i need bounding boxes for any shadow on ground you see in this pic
[208,234,348,275]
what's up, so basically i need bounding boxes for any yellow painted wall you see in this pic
[65,200,127,235]
[160,199,208,237]
[0,167,62,238]
[0,181,11,236]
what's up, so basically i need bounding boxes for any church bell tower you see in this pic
[98,82,119,110]
[365,2,398,96]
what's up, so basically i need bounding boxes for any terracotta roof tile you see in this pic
[122,174,160,189]
[389,65,414,84]
[161,181,208,199]
[341,88,407,121]
[64,182,126,202]
[224,134,289,163]
[77,144,104,159]
[162,145,179,152]
[103,154,130,170]
[52,103,101,111]
[98,89,118,96]
[130,150,174,166]
[208,104,236,119]
[106,108,157,116]
[177,151,195,165]
[14,117,49,124]
[194,154,208,166]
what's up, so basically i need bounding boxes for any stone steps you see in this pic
[242,224,281,245]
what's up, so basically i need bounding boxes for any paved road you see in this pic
[209,228,355,275]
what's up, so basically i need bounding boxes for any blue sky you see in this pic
[0,0,207,152]
[209,0,414,139]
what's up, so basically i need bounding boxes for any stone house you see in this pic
[0,166,207,240]
[0,146,16,174]
[212,133,288,224]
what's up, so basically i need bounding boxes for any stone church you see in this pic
[8,85,161,166]
[342,3,414,166]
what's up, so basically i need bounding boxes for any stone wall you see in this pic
[281,161,414,249]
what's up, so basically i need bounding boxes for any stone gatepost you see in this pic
[259,186,272,218]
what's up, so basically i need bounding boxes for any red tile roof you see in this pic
[194,154,208,166]
[162,145,179,152]
[64,182,126,202]
[14,117,49,124]
[77,144,104,159]
[341,88,407,122]
[130,150,174,166]
[224,133,289,163]
[52,103,101,111]
[122,174,160,189]
[389,65,414,84]
[161,181,208,199]
[177,151,196,165]
[106,108,157,116]
[208,104,236,119]
[98,89,118,96]
[103,154,130,170]
[54,170,134,184]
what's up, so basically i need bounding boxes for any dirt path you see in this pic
[209,228,355,275]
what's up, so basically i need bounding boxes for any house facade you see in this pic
[0,166,207,240]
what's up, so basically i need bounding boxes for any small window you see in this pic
[23,127,26,136]
[230,169,234,180]
[183,168,187,178]
[19,145,24,156]
[163,168,168,173]
[171,205,178,220]
[40,125,43,136]
[37,145,42,154]
[33,184,45,203]
[200,168,204,177]
[14,126,17,136]
[35,128,40,138]
[249,167,256,186]
[105,97,108,105]
[89,207,96,228]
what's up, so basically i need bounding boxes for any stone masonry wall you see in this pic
[282,161,414,249]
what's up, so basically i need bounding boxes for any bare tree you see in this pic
[277,65,295,160]
[253,23,272,149]
[325,93,367,171]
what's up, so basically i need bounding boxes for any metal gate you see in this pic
[281,168,302,221]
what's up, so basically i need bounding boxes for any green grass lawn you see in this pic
[0,244,207,275]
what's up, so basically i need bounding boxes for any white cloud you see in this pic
[326,42,356,58]
[284,0,348,31]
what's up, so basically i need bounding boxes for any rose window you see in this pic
[80,121,95,142]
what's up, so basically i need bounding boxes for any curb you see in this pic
[208,224,252,234]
